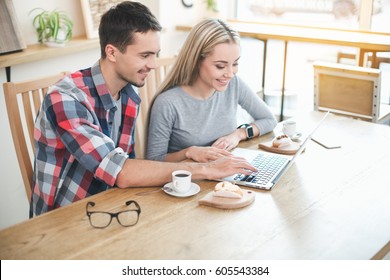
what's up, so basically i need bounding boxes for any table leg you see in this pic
[357,49,366,67]
[280,41,288,121]
[6,66,11,82]
[371,240,390,260]
[261,39,268,100]
[370,51,378,68]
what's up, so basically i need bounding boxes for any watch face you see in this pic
[247,126,254,138]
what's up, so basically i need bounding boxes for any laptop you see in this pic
[222,112,329,190]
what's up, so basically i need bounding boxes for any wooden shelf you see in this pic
[0,36,99,69]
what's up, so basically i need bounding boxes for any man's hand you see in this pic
[203,156,257,180]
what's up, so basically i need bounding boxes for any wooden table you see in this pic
[1,111,389,260]
[224,20,390,64]
[177,21,390,120]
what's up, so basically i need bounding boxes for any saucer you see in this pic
[163,182,200,197]
[291,132,303,142]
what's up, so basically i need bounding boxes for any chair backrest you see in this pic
[313,61,390,124]
[135,57,176,159]
[3,72,68,200]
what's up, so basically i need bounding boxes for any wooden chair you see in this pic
[3,72,68,200]
[313,61,390,124]
[134,56,176,159]
[337,50,390,69]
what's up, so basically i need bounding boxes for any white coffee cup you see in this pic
[282,120,297,137]
[172,170,192,193]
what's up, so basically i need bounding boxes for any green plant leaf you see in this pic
[29,8,73,44]
[53,11,59,40]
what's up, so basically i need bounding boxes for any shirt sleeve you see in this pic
[236,76,277,135]
[44,89,127,186]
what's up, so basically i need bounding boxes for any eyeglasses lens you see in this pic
[89,212,112,228]
[118,211,139,226]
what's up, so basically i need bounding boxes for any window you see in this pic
[235,0,390,31]
[371,0,390,32]
[234,0,390,118]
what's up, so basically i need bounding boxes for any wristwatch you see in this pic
[237,124,254,139]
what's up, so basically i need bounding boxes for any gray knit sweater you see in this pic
[146,75,277,161]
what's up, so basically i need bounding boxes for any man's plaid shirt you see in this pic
[31,61,141,216]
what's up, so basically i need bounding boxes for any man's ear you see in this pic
[105,44,117,62]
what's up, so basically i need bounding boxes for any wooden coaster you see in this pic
[258,141,301,155]
[198,190,255,209]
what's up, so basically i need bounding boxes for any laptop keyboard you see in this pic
[233,153,289,185]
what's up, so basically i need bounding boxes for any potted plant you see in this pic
[205,0,219,13]
[30,8,73,47]
[204,0,220,18]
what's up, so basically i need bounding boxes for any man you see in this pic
[32,1,255,216]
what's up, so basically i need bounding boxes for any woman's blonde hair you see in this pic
[158,19,240,94]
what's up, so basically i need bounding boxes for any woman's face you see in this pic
[198,42,240,92]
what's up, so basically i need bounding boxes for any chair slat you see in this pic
[135,57,176,158]
[32,88,43,116]
[21,91,35,151]
[3,72,68,200]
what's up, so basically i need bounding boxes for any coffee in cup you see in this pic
[172,170,192,193]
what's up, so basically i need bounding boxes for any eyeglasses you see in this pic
[86,200,141,228]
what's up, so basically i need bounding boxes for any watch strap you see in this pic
[237,124,254,139]
[237,124,250,129]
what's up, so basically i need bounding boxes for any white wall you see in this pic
[0,0,236,229]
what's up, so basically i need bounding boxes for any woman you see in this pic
[147,19,277,162]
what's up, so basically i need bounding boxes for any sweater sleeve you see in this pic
[146,95,175,161]
[236,76,277,135]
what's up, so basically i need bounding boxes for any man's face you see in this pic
[114,30,161,87]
